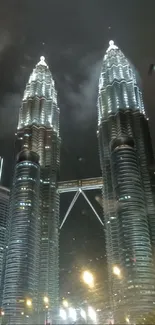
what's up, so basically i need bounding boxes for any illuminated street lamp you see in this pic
[60,308,67,321]
[80,309,87,321]
[62,299,69,308]
[26,299,32,307]
[88,306,97,323]
[1,311,5,316]
[68,307,76,322]
[113,266,121,277]
[43,296,49,324]
[125,316,130,323]
[82,270,94,288]
[43,296,49,304]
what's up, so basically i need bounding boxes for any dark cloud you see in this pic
[0,29,11,56]
[0,93,21,138]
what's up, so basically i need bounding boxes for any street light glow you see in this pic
[80,308,87,320]
[82,270,94,287]
[69,307,76,321]
[26,299,32,307]
[43,296,49,304]
[60,308,67,320]
[113,266,121,277]
[62,299,69,308]
[88,306,97,323]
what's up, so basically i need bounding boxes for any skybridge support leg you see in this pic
[60,191,80,229]
[81,190,104,227]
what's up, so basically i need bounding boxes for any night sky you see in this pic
[0,0,155,305]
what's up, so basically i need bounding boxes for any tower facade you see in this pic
[2,151,40,324]
[2,57,60,323]
[0,157,3,183]
[97,41,155,322]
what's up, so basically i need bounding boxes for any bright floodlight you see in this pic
[43,296,49,304]
[126,317,130,323]
[26,299,32,307]
[88,306,97,323]
[113,266,121,277]
[62,299,69,308]
[80,309,86,320]
[82,270,94,287]
[60,308,67,321]
[69,307,76,321]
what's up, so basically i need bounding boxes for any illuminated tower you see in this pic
[2,56,60,323]
[97,41,155,322]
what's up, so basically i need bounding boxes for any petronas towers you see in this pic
[1,41,155,324]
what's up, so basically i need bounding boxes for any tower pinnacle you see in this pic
[37,55,48,67]
[106,40,118,52]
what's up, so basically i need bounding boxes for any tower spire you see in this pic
[106,40,118,52]
[37,55,48,67]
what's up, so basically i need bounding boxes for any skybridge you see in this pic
[58,177,104,229]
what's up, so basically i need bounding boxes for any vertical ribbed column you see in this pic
[98,123,121,313]
[110,137,155,321]
[38,130,60,324]
[48,133,60,318]
[2,150,40,325]
[133,112,155,257]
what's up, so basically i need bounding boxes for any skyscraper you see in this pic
[2,56,60,323]
[97,41,155,322]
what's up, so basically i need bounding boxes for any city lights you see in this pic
[60,308,67,321]
[82,270,94,288]
[62,299,69,308]
[26,299,32,307]
[43,296,49,304]
[59,305,97,324]
[68,307,76,322]
[88,306,97,323]
[80,308,87,320]
[126,317,130,323]
[113,266,121,277]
